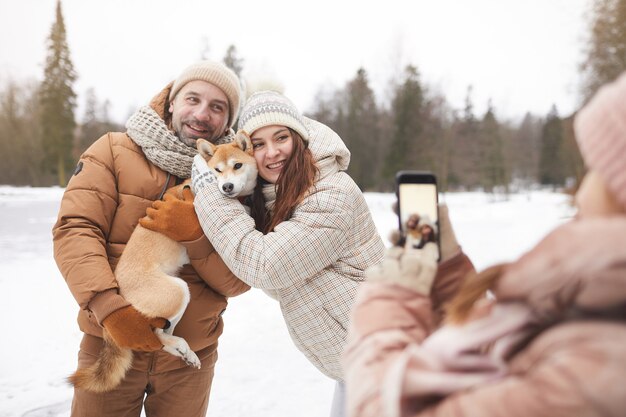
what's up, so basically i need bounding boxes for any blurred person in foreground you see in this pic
[52,61,249,417]
[343,72,626,417]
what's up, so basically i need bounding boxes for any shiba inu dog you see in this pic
[69,131,257,392]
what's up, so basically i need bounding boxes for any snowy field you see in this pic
[0,186,574,417]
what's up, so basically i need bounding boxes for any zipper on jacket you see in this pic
[157,173,172,200]
[156,173,184,200]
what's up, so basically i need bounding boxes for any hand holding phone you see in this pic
[396,171,441,261]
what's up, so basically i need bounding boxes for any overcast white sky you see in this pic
[1,0,591,124]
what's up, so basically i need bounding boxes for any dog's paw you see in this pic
[178,348,201,369]
[161,336,202,369]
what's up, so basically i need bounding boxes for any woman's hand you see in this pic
[191,154,217,195]
[366,243,439,296]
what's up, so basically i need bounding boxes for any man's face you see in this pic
[406,214,420,230]
[169,80,230,147]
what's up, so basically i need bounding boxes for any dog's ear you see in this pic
[196,138,216,159]
[234,130,253,155]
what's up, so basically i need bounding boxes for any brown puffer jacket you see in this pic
[53,88,249,372]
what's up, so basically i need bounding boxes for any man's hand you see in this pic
[102,305,168,351]
[139,186,204,242]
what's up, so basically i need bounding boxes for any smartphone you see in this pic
[395,171,440,260]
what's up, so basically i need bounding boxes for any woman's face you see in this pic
[250,125,294,184]
[575,170,622,218]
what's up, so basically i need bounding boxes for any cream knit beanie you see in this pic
[237,91,309,142]
[574,71,626,210]
[169,60,241,128]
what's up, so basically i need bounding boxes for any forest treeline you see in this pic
[1,0,624,190]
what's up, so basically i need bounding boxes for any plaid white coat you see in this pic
[193,118,385,380]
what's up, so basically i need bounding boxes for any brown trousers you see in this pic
[71,336,218,417]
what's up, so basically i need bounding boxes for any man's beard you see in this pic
[176,118,218,148]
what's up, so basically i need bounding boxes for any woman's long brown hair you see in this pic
[445,264,506,324]
[251,129,318,234]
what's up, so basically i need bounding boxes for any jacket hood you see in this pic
[148,81,175,129]
[303,117,350,180]
[495,217,626,316]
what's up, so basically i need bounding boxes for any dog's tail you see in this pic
[67,330,133,393]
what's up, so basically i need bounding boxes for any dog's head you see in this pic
[196,131,258,198]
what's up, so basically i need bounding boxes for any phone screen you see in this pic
[397,175,440,260]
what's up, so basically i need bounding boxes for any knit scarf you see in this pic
[262,184,277,213]
[126,105,233,179]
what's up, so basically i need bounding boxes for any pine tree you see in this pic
[560,115,585,189]
[39,0,77,186]
[416,95,450,187]
[382,65,424,188]
[75,88,122,158]
[479,103,507,193]
[222,44,246,121]
[0,81,43,185]
[538,105,565,186]
[342,68,380,190]
[449,86,481,189]
[308,89,335,125]
[75,88,98,158]
[436,107,456,192]
[581,0,626,100]
[510,112,542,187]
[223,45,244,77]
[200,36,211,60]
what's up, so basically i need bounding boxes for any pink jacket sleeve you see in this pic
[344,250,624,417]
[344,281,434,417]
[344,252,474,417]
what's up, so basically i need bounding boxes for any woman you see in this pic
[343,73,626,417]
[404,213,422,249]
[144,90,385,415]
[415,216,436,250]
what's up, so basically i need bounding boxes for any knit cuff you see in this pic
[88,288,131,326]
[182,234,215,260]
[366,246,438,296]
[191,154,217,195]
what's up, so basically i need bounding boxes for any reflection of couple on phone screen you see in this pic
[404,212,437,250]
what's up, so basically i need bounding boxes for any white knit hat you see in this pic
[237,91,309,142]
[574,71,626,210]
[418,215,438,235]
[169,60,241,128]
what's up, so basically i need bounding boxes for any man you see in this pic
[53,60,249,417]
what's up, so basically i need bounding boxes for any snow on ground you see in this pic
[0,186,574,417]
